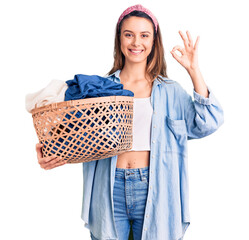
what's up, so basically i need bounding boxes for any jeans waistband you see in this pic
[115,166,149,180]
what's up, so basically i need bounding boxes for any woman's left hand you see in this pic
[171,30,200,72]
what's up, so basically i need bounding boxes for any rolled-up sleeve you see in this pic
[182,86,224,139]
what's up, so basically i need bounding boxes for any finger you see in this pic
[194,36,200,50]
[170,50,182,63]
[44,159,67,170]
[186,30,193,47]
[179,30,189,49]
[36,143,43,159]
[41,156,62,169]
[171,45,185,55]
[38,155,59,164]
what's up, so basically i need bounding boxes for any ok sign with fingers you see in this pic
[171,30,209,98]
[171,30,200,72]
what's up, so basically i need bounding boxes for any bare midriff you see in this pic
[116,151,150,169]
[117,72,152,169]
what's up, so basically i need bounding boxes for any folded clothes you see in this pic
[64,74,134,101]
[25,79,68,113]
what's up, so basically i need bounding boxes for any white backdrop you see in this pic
[1,0,248,239]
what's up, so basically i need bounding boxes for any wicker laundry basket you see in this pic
[31,95,133,163]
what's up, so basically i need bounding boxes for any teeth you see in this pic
[130,50,143,53]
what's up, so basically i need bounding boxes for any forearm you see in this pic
[187,67,209,98]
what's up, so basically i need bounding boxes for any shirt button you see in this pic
[152,155,155,158]
[152,140,155,144]
[148,200,151,203]
[150,186,152,190]
[153,125,157,128]
[154,111,156,115]
[146,215,149,218]
[144,228,147,231]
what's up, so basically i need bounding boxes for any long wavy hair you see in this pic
[107,11,168,83]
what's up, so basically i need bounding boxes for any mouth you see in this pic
[128,49,144,55]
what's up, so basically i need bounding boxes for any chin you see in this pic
[125,55,148,64]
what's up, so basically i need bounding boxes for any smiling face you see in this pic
[120,16,155,65]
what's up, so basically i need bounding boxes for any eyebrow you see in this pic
[123,30,152,34]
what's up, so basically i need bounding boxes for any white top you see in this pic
[128,96,153,151]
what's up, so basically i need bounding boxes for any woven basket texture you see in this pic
[31,96,133,163]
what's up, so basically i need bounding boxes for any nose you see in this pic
[132,36,141,47]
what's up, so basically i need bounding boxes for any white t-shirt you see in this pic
[128,96,153,151]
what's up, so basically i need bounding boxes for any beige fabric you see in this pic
[25,80,68,113]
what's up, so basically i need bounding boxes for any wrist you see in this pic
[187,65,200,75]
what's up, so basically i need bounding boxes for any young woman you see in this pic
[36,4,224,240]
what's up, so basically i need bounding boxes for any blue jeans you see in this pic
[90,166,149,240]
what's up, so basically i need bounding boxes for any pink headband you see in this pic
[117,4,158,33]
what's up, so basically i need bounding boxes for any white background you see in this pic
[0,0,248,239]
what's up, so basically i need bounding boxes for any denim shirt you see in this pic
[81,70,224,240]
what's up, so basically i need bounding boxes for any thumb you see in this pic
[36,143,43,159]
[170,50,182,63]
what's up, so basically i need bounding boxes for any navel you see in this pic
[126,162,132,169]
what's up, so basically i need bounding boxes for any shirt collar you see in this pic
[108,69,162,86]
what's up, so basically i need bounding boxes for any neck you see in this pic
[120,60,148,83]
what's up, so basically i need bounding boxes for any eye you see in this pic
[142,34,149,38]
[125,33,133,37]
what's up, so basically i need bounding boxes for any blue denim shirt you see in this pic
[81,69,224,240]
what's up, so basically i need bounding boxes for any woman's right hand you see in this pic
[36,143,67,170]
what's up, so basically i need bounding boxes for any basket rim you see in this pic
[31,95,134,114]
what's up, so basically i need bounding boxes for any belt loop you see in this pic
[139,168,146,181]
[139,168,143,181]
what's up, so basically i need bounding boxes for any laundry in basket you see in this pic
[28,74,134,163]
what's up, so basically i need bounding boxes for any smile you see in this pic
[129,49,144,55]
